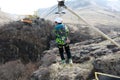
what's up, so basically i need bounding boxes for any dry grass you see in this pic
[0,20,54,63]
[0,60,39,80]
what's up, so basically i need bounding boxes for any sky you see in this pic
[108,0,118,1]
[0,0,119,15]
[0,0,57,15]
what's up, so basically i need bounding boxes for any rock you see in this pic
[93,53,120,76]
[92,48,112,58]
[79,56,90,63]
[73,55,90,63]
[31,63,60,80]
[106,41,120,53]
[75,74,85,80]
[107,44,116,49]
[88,46,100,51]
[30,34,120,80]
[111,47,120,53]
[80,50,90,55]
[31,63,93,80]
[72,53,81,62]
[31,67,51,80]
[41,52,58,67]
[58,75,70,80]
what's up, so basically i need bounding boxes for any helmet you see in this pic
[54,17,63,23]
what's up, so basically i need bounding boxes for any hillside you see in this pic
[0,0,120,80]
[65,0,120,12]
[32,39,120,80]
[0,10,12,25]
[0,17,120,80]
[0,19,55,80]
[39,0,120,26]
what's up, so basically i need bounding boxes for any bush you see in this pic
[0,20,53,64]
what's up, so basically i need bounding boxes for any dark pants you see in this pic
[58,44,72,60]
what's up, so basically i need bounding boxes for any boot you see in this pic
[61,60,66,64]
[69,59,73,64]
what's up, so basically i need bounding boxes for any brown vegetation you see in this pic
[0,20,53,64]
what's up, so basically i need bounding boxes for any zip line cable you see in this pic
[44,6,58,18]
[44,0,73,18]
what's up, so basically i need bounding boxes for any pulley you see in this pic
[56,0,65,15]
[57,0,65,7]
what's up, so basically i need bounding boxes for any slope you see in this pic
[31,37,120,80]
[0,10,12,25]
[39,0,120,26]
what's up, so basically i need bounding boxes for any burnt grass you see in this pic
[0,20,120,80]
[0,19,96,64]
[1,20,118,64]
[0,20,53,64]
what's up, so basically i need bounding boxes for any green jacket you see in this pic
[53,23,69,45]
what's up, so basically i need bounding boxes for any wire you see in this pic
[44,6,58,18]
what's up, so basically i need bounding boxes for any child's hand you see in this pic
[66,38,70,43]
